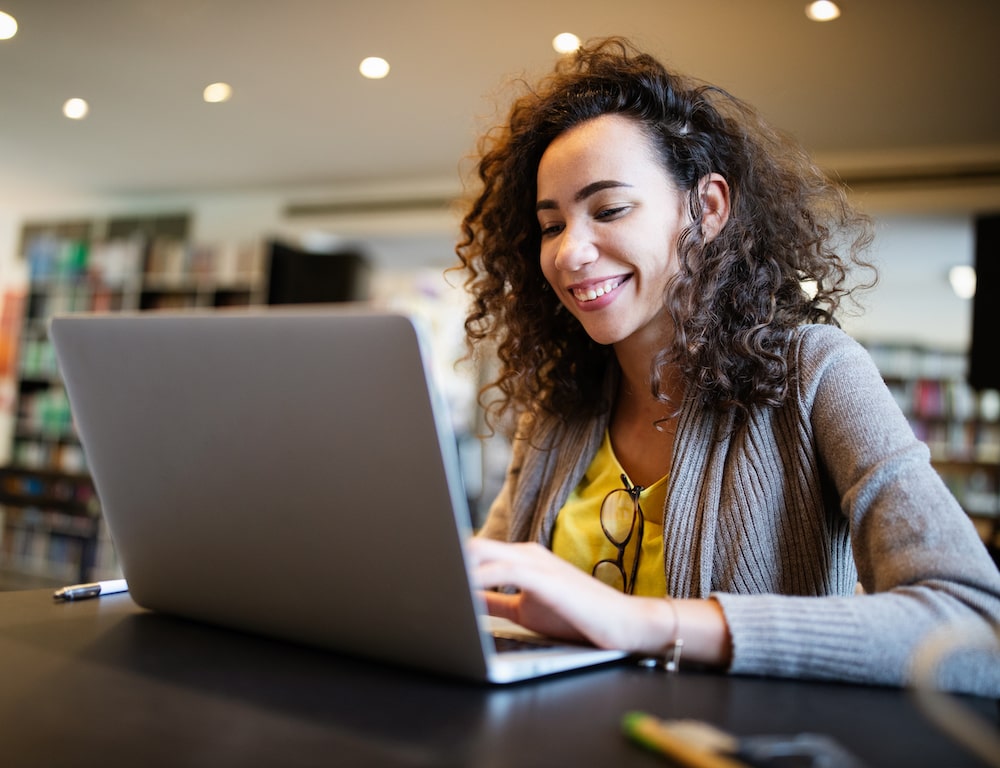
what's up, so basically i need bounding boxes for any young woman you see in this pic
[456,38,1000,695]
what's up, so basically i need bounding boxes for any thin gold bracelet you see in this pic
[637,598,684,673]
[663,597,684,673]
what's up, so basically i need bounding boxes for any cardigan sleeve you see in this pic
[713,326,1000,696]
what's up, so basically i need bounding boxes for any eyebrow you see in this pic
[536,180,633,212]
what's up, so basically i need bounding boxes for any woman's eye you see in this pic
[539,222,564,237]
[595,205,629,221]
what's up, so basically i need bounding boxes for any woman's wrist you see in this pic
[635,596,732,669]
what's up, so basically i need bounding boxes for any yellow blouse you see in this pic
[550,430,667,597]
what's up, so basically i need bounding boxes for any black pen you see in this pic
[53,578,128,601]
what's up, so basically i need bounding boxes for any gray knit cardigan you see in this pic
[479,324,1000,696]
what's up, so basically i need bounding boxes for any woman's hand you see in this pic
[466,537,674,654]
[465,537,733,665]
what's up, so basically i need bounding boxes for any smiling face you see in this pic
[536,113,690,352]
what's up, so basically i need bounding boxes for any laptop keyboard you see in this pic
[492,633,559,653]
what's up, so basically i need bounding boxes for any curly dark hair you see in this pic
[455,37,875,429]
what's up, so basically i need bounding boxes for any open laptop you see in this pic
[49,307,627,683]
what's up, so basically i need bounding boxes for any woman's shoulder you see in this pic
[789,323,870,367]
[787,323,882,398]
[791,322,858,349]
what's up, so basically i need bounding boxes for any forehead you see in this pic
[537,114,664,191]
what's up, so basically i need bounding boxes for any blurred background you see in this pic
[0,0,997,587]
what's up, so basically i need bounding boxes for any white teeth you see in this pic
[572,278,622,302]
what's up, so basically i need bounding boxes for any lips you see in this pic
[570,276,627,303]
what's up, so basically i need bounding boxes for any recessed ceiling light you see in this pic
[63,98,89,120]
[806,1,841,22]
[203,82,233,103]
[553,32,581,54]
[0,11,17,40]
[948,265,977,299]
[359,57,390,80]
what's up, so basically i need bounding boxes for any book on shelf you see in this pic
[0,506,99,582]
[88,238,143,287]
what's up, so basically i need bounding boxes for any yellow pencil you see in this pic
[621,711,749,768]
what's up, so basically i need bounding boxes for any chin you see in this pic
[578,324,629,347]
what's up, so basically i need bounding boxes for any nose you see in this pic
[552,223,598,272]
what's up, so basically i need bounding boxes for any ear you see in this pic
[698,173,730,243]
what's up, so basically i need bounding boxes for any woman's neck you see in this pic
[609,339,684,488]
[612,326,684,413]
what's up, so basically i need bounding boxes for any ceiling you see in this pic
[1,0,999,206]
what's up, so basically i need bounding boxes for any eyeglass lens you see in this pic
[600,488,639,545]
[592,477,643,593]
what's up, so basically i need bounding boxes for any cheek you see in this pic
[658,222,685,270]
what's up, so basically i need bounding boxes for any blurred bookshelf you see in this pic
[864,341,1000,551]
[1,213,268,587]
[0,467,105,588]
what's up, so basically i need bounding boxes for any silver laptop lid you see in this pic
[50,308,494,680]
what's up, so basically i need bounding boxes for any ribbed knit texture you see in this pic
[479,325,1000,696]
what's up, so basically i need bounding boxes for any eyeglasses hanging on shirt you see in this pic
[593,474,644,594]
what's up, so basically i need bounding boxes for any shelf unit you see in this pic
[864,342,1000,549]
[1,213,268,586]
[0,467,101,585]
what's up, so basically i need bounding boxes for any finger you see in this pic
[471,560,521,591]
[480,589,520,621]
[466,536,519,563]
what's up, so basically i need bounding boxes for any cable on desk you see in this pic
[909,620,1000,768]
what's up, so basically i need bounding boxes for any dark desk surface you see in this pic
[0,589,995,768]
